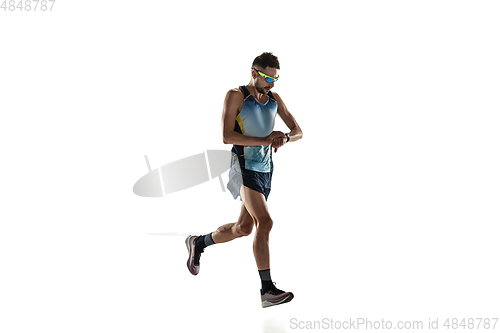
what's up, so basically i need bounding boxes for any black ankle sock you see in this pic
[195,233,214,250]
[259,269,274,292]
[262,280,274,292]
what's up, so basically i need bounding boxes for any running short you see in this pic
[227,153,273,201]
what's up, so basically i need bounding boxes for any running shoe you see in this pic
[185,235,203,275]
[260,283,294,308]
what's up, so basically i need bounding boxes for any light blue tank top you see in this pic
[232,85,278,173]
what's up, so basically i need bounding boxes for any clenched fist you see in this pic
[267,131,287,153]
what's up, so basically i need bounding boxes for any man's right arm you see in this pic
[221,89,285,146]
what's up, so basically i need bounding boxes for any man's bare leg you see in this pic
[186,184,294,306]
[211,203,254,243]
[186,187,255,275]
[204,184,273,268]
[239,185,273,270]
[239,185,294,307]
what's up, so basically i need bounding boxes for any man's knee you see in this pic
[235,223,253,237]
[255,217,273,233]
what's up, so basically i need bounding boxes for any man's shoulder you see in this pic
[226,87,245,101]
[228,87,244,95]
[269,90,280,99]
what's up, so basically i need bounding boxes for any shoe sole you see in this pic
[262,292,294,308]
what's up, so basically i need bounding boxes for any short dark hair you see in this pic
[252,52,280,70]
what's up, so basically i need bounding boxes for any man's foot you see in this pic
[260,283,294,308]
[185,235,203,275]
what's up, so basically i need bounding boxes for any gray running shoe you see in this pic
[260,283,294,308]
[185,235,203,275]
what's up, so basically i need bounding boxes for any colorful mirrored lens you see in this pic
[260,73,278,82]
[252,68,279,83]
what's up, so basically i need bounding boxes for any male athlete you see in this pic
[185,52,303,308]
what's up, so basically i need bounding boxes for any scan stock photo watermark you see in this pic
[134,150,233,236]
[1,0,56,11]
[289,317,499,330]
[133,150,231,198]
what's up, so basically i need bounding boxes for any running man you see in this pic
[186,52,303,308]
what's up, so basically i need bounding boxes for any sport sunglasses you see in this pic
[251,67,279,83]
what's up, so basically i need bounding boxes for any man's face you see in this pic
[253,66,279,94]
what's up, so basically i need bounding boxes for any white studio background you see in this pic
[1,1,499,332]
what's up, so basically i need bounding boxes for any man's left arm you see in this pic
[272,92,303,152]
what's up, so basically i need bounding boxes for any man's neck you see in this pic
[246,83,266,101]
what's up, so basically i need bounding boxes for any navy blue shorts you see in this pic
[227,154,273,201]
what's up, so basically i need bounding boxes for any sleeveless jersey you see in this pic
[231,85,278,173]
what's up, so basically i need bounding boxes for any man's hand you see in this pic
[267,131,286,153]
[267,131,287,153]
[272,137,287,153]
[267,131,286,144]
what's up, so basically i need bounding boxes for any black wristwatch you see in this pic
[285,132,290,143]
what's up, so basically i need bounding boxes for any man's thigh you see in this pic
[239,185,271,223]
[236,202,254,227]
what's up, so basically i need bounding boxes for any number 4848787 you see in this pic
[1,0,56,11]
[443,318,498,330]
